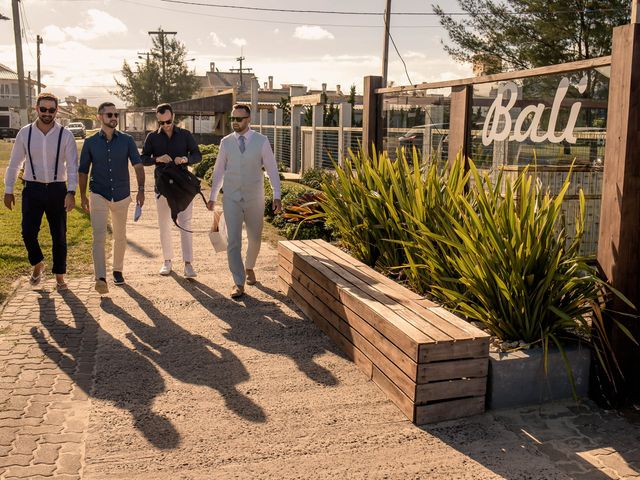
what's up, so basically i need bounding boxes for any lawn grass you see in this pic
[0,139,95,305]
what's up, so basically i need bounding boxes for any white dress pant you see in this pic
[155,194,194,263]
[223,194,264,286]
[90,193,131,280]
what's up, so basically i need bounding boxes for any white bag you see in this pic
[208,208,227,253]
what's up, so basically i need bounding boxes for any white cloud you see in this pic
[404,51,427,59]
[232,38,247,48]
[209,32,226,48]
[43,9,127,43]
[293,25,334,41]
[41,25,67,44]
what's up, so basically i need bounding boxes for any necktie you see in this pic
[239,135,246,153]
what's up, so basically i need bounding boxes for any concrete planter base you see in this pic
[487,342,591,410]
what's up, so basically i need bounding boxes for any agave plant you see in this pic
[403,158,636,392]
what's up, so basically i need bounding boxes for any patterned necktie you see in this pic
[238,135,246,153]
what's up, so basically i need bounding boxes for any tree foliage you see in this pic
[113,31,200,107]
[434,0,631,71]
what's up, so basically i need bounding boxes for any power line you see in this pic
[155,1,625,16]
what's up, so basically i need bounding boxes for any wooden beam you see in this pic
[448,85,472,163]
[362,75,383,157]
[597,24,640,401]
[375,56,612,94]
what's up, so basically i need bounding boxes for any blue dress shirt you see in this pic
[79,130,142,202]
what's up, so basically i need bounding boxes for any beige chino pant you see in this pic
[223,194,264,287]
[155,194,194,263]
[90,193,131,280]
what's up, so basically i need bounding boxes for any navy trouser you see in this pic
[21,181,67,274]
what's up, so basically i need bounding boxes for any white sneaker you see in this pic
[159,260,172,276]
[184,262,197,279]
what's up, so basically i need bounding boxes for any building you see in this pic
[0,63,43,108]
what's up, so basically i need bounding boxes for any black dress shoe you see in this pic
[113,271,125,285]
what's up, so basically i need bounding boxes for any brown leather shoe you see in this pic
[245,269,256,285]
[230,284,245,298]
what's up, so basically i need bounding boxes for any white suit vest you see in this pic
[221,132,267,202]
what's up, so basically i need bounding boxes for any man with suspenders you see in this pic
[3,92,78,290]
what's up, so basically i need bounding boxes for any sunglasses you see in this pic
[103,112,119,118]
[39,107,56,114]
[158,119,173,126]
[230,116,249,122]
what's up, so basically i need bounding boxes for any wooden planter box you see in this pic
[278,239,490,424]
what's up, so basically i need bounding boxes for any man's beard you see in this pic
[39,116,54,124]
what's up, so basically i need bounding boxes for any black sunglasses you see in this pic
[39,107,56,114]
[103,112,119,118]
[158,119,173,126]
[230,116,249,122]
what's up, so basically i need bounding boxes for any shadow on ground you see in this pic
[103,283,267,423]
[31,289,180,449]
[171,274,340,388]
[423,401,640,479]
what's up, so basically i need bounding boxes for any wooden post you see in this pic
[597,23,640,401]
[290,105,302,173]
[362,75,383,157]
[338,102,352,167]
[448,85,472,164]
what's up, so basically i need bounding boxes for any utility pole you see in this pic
[633,0,640,23]
[27,71,32,118]
[36,35,43,94]
[230,51,253,91]
[11,0,27,123]
[381,0,392,87]
[148,28,176,100]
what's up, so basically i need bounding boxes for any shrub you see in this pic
[281,191,332,240]
[194,152,217,181]
[300,168,336,190]
[199,143,219,156]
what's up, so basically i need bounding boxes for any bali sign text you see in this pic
[482,75,587,146]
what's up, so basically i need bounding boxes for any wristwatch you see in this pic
[67,191,75,195]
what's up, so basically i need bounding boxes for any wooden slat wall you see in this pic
[279,240,490,424]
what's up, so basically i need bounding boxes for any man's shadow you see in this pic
[172,274,339,387]
[102,284,266,423]
[31,289,180,449]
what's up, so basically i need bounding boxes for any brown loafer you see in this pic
[230,284,245,299]
[245,269,256,285]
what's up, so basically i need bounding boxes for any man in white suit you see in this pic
[207,104,282,298]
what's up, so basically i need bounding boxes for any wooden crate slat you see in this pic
[420,338,490,363]
[371,365,416,422]
[280,262,418,379]
[283,280,374,380]
[304,240,484,343]
[417,358,488,383]
[306,239,425,301]
[280,243,429,361]
[415,396,485,425]
[282,268,419,400]
[298,241,456,343]
[415,377,487,404]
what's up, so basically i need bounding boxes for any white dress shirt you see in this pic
[4,121,79,194]
[209,129,281,202]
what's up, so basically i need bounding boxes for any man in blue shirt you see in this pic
[79,102,145,294]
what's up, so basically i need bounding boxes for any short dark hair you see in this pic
[232,104,251,115]
[37,92,59,108]
[156,103,173,115]
[98,102,116,113]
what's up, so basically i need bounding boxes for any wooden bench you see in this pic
[278,239,491,424]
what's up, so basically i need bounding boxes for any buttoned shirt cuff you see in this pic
[4,186,14,195]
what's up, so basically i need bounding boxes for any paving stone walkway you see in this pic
[0,187,639,479]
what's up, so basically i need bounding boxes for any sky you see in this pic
[0,0,471,108]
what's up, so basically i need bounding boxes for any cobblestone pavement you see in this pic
[0,186,639,479]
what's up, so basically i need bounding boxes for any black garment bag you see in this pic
[154,162,207,232]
